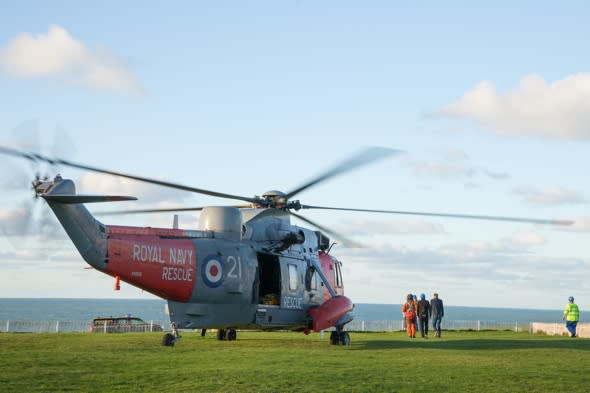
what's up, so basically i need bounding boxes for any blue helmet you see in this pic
[568,296,574,302]
[420,293,426,300]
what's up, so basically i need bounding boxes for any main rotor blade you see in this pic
[95,204,252,216]
[283,147,402,200]
[96,207,205,215]
[0,145,42,163]
[299,205,573,226]
[290,211,362,248]
[0,146,258,204]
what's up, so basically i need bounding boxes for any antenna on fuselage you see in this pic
[326,242,337,254]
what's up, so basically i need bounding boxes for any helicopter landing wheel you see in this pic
[162,333,176,347]
[217,329,226,340]
[329,329,350,345]
[329,331,340,345]
[227,328,237,341]
[339,332,350,346]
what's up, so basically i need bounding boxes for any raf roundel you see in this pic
[201,255,224,288]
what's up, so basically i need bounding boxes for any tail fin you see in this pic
[35,175,135,270]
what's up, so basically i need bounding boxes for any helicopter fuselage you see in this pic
[106,224,344,331]
[41,177,351,334]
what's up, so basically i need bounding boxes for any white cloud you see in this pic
[502,229,546,250]
[440,73,590,139]
[75,172,202,227]
[483,170,510,180]
[76,172,190,204]
[513,186,586,206]
[0,201,62,239]
[410,149,473,178]
[0,25,144,95]
[338,238,590,308]
[406,149,510,184]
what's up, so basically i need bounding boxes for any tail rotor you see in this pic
[0,121,76,250]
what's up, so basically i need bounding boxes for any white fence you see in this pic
[0,319,558,333]
[530,322,589,338]
[0,320,170,333]
[345,319,540,332]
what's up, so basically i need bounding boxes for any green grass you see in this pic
[0,331,588,392]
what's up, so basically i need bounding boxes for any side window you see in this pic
[288,264,298,291]
[305,268,318,292]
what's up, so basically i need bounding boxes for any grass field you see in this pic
[0,330,588,392]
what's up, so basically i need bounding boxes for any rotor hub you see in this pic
[261,190,288,208]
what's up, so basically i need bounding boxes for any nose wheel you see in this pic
[329,326,350,345]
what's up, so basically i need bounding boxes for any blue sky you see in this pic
[1,1,589,310]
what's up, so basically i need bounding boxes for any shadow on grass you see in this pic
[353,337,590,351]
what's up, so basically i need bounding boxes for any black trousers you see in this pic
[419,316,429,336]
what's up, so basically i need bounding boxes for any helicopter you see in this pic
[0,145,573,346]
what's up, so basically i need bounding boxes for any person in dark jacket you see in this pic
[430,292,444,338]
[417,293,431,338]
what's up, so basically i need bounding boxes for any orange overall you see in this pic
[401,301,417,338]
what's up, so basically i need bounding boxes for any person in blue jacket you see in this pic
[430,292,444,338]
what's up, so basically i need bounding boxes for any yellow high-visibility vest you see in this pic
[564,303,580,321]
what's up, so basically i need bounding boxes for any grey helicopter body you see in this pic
[30,173,353,346]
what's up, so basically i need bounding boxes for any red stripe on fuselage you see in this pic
[105,225,196,301]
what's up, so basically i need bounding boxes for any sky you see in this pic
[0,1,589,310]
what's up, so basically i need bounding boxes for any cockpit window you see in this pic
[334,261,343,288]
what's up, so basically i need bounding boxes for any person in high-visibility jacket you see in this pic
[562,296,580,338]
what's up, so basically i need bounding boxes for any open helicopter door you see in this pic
[255,253,281,327]
[257,253,281,306]
[255,252,314,330]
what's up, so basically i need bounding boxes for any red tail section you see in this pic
[105,225,196,301]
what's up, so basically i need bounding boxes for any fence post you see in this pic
[514,321,518,332]
[56,320,60,333]
[6,320,9,333]
[361,320,365,332]
[477,320,480,331]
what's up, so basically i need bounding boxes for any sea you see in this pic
[0,298,564,324]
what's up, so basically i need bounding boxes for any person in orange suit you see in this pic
[401,293,417,338]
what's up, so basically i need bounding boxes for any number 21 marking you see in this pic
[227,256,242,279]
